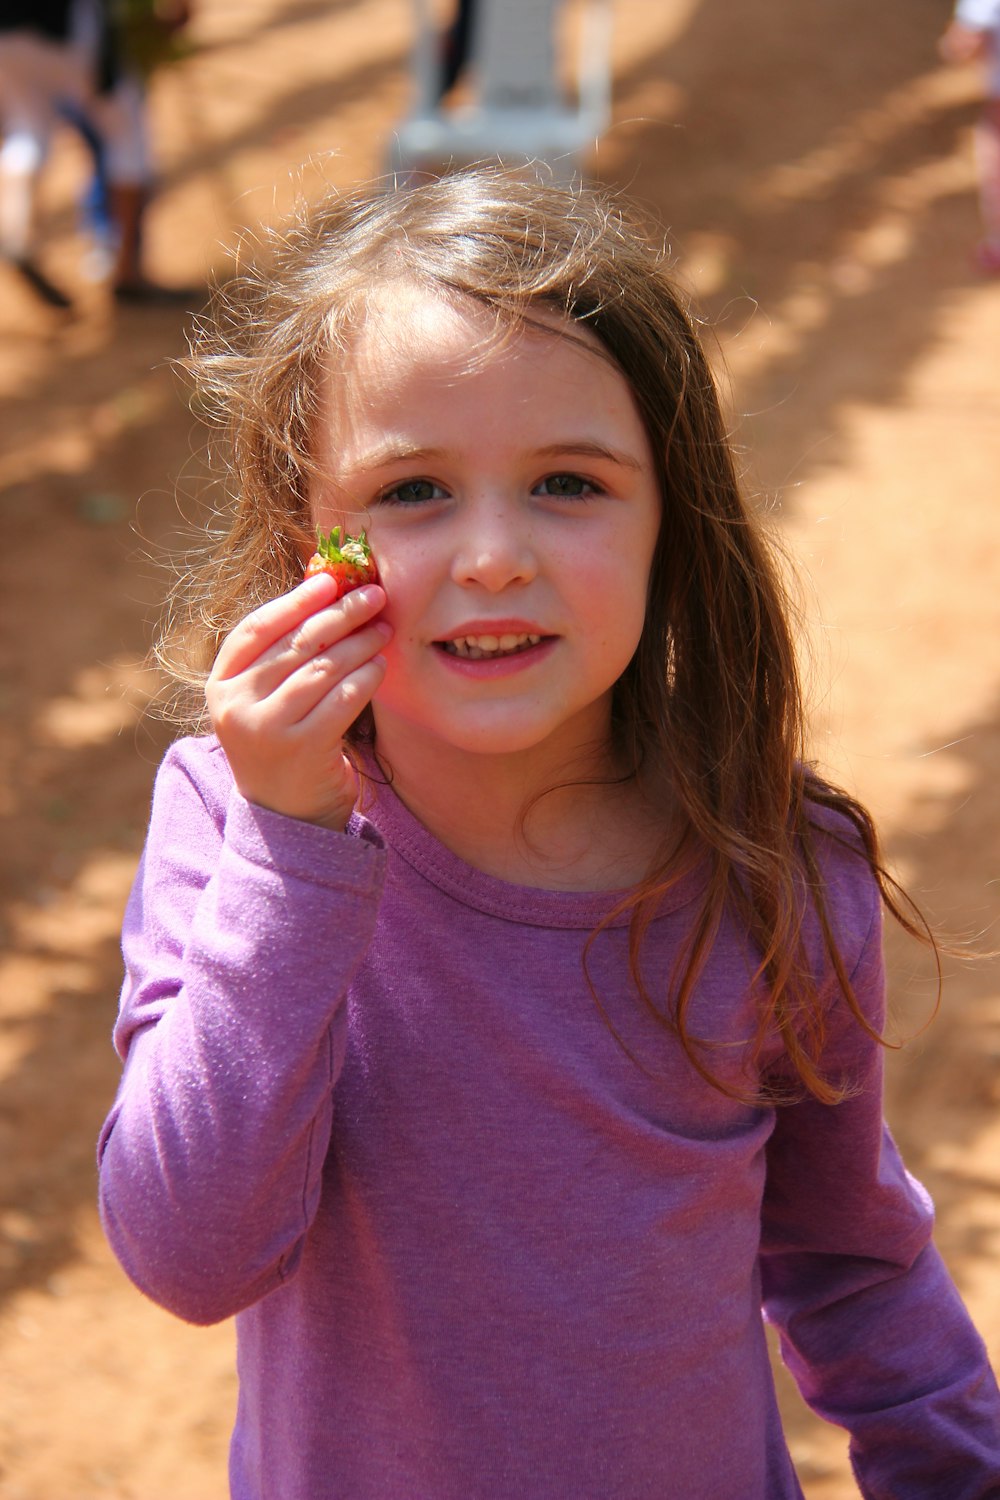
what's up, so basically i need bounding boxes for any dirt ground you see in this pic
[1,0,998,1495]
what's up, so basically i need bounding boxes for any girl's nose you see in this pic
[450,500,538,592]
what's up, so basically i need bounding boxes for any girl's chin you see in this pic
[370,703,613,767]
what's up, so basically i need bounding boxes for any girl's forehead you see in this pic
[340,279,605,388]
[312,279,650,479]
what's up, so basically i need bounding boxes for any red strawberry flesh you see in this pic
[304,527,378,597]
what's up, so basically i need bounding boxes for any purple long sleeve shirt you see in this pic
[98,737,1000,1499]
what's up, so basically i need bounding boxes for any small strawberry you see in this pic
[304,527,379,598]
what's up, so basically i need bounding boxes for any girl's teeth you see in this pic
[446,633,542,659]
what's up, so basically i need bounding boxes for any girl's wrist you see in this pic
[243,793,356,833]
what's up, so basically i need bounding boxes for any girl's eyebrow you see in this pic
[353,439,644,471]
[354,442,448,469]
[532,441,645,471]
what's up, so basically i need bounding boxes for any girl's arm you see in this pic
[97,738,386,1325]
[98,572,391,1326]
[760,884,1000,1494]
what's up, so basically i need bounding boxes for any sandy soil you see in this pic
[1,0,998,1495]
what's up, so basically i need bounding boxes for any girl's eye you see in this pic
[535,473,597,499]
[378,478,446,506]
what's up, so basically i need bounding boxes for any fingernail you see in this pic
[373,620,393,639]
[354,584,384,607]
[303,570,337,592]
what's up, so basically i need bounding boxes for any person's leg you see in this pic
[0,125,44,262]
[0,32,76,307]
[439,0,476,98]
[89,71,158,293]
[973,97,1000,270]
[108,180,146,288]
[59,99,115,266]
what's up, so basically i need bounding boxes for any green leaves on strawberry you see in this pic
[304,527,379,598]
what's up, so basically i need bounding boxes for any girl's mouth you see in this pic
[438,632,544,661]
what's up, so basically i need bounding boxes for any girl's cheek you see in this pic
[369,548,409,611]
[370,584,405,644]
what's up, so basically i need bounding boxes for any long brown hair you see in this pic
[164,167,933,1103]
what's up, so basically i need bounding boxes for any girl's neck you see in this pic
[366,732,667,892]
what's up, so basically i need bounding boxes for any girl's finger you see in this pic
[214,578,383,682]
[243,586,388,703]
[213,573,339,678]
[295,655,389,741]
[267,619,392,726]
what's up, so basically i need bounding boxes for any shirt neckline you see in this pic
[353,768,705,930]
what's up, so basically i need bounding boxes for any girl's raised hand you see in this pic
[206,574,391,830]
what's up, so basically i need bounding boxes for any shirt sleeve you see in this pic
[97,739,386,1326]
[760,876,1000,1496]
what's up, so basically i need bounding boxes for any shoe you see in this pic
[973,240,1000,275]
[112,279,201,308]
[6,256,73,310]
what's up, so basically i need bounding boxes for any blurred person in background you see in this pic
[438,0,476,98]
[0,0,193,310]
[941,0,1000,272]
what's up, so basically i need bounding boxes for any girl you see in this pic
[97,170,1000,1499]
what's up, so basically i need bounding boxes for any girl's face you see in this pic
[311,282,661,772]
